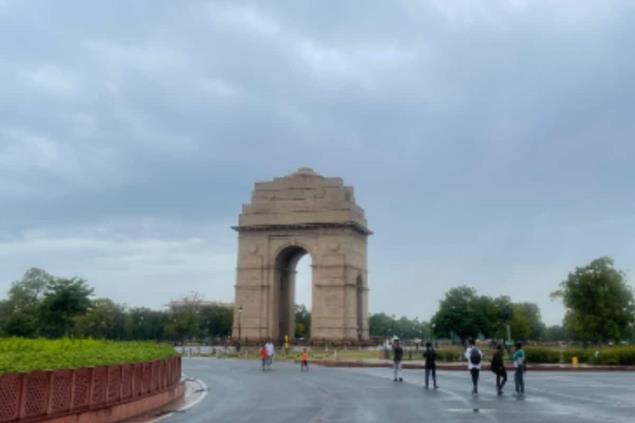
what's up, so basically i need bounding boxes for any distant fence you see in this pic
[0,356,181,423]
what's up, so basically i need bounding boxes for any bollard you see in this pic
[571,356,578,368]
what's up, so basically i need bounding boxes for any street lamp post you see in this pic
[431,323,436,346]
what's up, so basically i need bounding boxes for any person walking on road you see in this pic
[265,340,275,370]
[490,344,507,395]
[464,339,483,395]
[300,348,309,372]
[423,342,438,389]
[512,342,526,394]
[259,343,268,371]
[393,339,404,382]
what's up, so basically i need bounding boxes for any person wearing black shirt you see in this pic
[393,339,403,382]
[423,342,439,389]
[490,344,507,395]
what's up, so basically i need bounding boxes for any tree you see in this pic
[124,308,169,341]
[165,311,200,342]
[199,305,233,339]
[369,313,394,337]
[512,303,545,340]
[368,313,428,340]
[552,257,635,343]
[39,278,94,337]
[431,286,483,343]
[74,298,126,339]
[294,304,311,339]
[165,293,204,342]
[543,325,571,342]
[489,296,513,340]
[509,306,531,340]
[0,268,54,336]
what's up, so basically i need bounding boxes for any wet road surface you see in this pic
[163,358,635,422]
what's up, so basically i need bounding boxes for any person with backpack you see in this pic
[512,342,526,394]
[423,342,438,389]
[490,344,507,395]
[392,339,404,382]
[464,339,483,394]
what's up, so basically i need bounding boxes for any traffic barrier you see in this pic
[0,356,181,423]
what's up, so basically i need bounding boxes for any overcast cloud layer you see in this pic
[1,0,635,325]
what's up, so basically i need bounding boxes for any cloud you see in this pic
[199,77,244,102]
[0,0,634,326]
[0,219,236,308]
[204,3,281,37]
[20,64,78,97]
[0,127,127,196]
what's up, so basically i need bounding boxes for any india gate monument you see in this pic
[232,168,371,343]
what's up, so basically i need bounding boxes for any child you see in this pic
[512,342,526,394]
[259,343,267,371]
[300,348,309,372]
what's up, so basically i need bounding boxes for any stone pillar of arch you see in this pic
[231,168,371,344]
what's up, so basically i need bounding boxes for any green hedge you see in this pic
[589,347,635,365]
[562,348,593,364]
[525,347,561,363]
[436,347,464,362]
[522,346,635,365]
[0,338,177,373]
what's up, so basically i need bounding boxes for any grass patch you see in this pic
[0,338,177,373]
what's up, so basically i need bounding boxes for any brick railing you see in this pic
[0,356,181,422]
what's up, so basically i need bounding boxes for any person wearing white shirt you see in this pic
[464,339,483,394]
[265,340,275,369]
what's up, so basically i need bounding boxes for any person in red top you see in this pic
[259,344,268,371]
[300,348,309,372]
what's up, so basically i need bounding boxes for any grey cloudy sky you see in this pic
[1,0,634,325]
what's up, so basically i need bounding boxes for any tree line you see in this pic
[0,268,232,341]
[1,256,633,344]
[430,257,634,344]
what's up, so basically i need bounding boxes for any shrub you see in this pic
[525,347,561,363]
[591,346,635,365]
[436,347,463,362]
[562,348,593,364]
[0,338,177,373]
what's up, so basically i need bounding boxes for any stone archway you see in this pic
[232,168,371,343]
[274,244,309,341]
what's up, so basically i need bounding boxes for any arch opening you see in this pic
[274,246,311,343]
[294,254,312,341]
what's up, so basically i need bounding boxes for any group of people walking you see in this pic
[258,337,526,397]
[392,338,526,395]
[392,339,438,388]
[259,341,310,372]
[259,340,275,370]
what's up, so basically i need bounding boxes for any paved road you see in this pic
[164,358,635,423]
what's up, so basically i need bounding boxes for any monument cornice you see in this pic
[232,221,373,236]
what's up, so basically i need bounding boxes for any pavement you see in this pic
[158,357,635,423]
